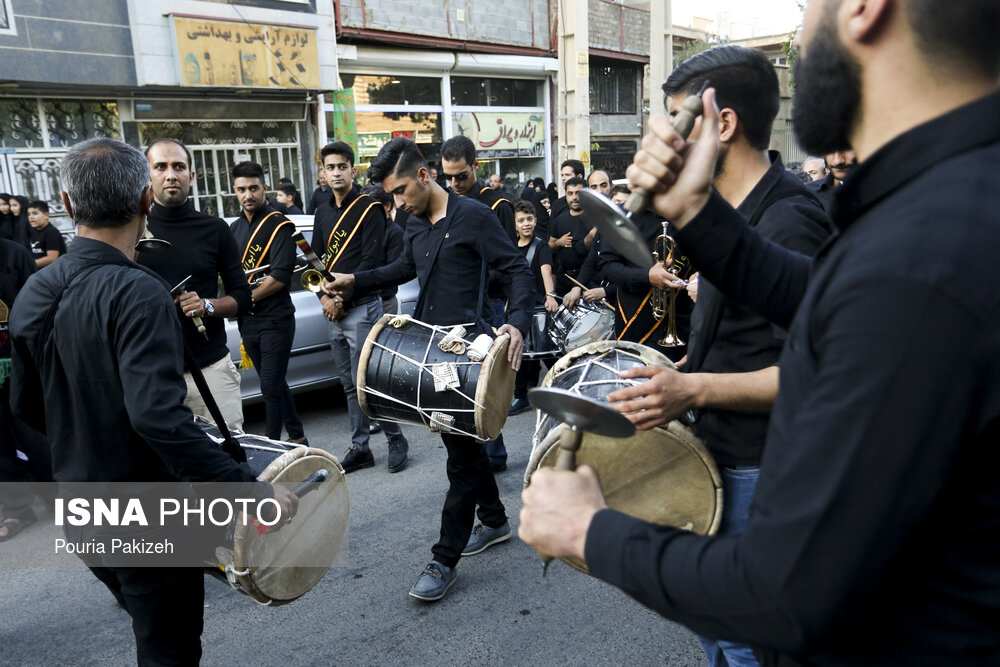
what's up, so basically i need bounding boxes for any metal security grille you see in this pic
[189,143,302,218]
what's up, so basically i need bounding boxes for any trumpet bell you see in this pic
[301,268,325,293]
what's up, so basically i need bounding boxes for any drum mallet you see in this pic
[527,388,635,576]
[170,274,207,338]
[578,81,708,268]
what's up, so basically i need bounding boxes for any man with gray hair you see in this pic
[10,138,296,664]
[802,156,828,182]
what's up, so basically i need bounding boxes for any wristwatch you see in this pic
[203,299,216,316]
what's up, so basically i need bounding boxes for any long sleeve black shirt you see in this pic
[470,181,517,243]
[686,154,831,467]
[229,203,296,321]
[139,201,252,368]
[311,186,385,306]
[307,186,333,215]
[585,90,1000,665]
[10,238,259,485]
[379,219,403,300]
[354,192,534,335]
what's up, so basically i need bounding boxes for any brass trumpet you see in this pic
[301,268,325,293]
[651,222,692,347]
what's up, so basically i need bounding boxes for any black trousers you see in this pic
[432,433,508,568]
[240,317,305,441]
[89,566,204,666]
[0,380,51,512]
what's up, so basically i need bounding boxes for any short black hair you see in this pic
[560,160,585,177]
[565,176,587,189]
[144,138,192,168]
[663,45,779,151]
[906,0,1000,78]
[361,184,392,206]
[276,183,297,197]
[440,135,477,166]
[27,200,49,213]
[231,161,266,183]
[513,200,536,217]
[321,141,355,167]
[610,184,631,198]
[368,137,427,185]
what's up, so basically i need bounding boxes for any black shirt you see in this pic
[586,90,1000,664]
[27,224,66,260]
[549,209,595,292]
[808,172,839,213]
[1,240,35,363]
[139,201,252,368]
[229,204,296,322]
[470,181,516,243]
[354,192,534,335]
[686,154,831,467]
[311,186,385,306]
[307,186,333,215]
[550,195,568,219]
[10,237,259,485]
[379,219,403,300]
[516,238,551,306]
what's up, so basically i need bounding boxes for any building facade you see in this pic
[0,0,338,229]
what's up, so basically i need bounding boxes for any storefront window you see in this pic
[345,74,441,106]
[330,111,442,181]
[451,77,541,107]
[451,111,544,159]
[138,120,298,146]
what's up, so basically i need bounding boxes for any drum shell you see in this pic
[526,341,722,575]
[358,315,514,441]
[200,424,349,606]
[549,303,614,352]
[524,308,562,360]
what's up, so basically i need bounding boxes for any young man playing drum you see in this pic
[521,0,1000,663]
[325,137,534,602]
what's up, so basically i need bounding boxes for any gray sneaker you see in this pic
[461,521,513,556]
[408,561,457,601]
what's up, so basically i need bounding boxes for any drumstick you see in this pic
[564,274,614,311]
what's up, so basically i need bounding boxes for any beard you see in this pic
[791,5,863,156]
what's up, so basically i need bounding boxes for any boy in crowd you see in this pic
[509,200,558,416]
[25,201,65,268]
[274,184,304,215]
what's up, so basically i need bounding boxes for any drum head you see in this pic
[564,307,614,350]
[233,447,349,605]
[475,333,515,441]
[531,422,722,574]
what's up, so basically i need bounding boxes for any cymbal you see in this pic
[528,387,635,439]
[578,189,653,269]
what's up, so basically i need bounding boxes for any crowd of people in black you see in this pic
[2,1,999,664]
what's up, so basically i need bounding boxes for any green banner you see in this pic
[329,88,357,154]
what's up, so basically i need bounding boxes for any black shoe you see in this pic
[340,447,375,473]
[508,397,531,416]
[387,437,409,473]
[369,421,382,435]
[489,461,507,473]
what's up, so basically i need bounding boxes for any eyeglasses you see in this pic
[442,167,473,182]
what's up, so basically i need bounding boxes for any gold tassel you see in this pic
[239,341,254,369]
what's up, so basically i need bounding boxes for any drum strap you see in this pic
[525,237,542,267]
[181,343,247,463]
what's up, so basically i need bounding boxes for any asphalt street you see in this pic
[1,388,707,666]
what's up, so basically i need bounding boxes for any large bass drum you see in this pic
[199,421,349,606]
[358,315,514,441]
[526,341,722,574]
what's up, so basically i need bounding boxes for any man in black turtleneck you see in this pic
[139,139,252,431]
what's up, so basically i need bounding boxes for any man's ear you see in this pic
[718,108,739,144]
[140,185,153,217]
[846,0,893,43]
[61,191,74,220]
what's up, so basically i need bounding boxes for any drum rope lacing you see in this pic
[361,319,498,441]
[531,348,648,458]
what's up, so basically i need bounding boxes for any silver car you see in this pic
[225,215,418,403]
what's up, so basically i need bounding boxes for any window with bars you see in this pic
[589,64,638,115]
